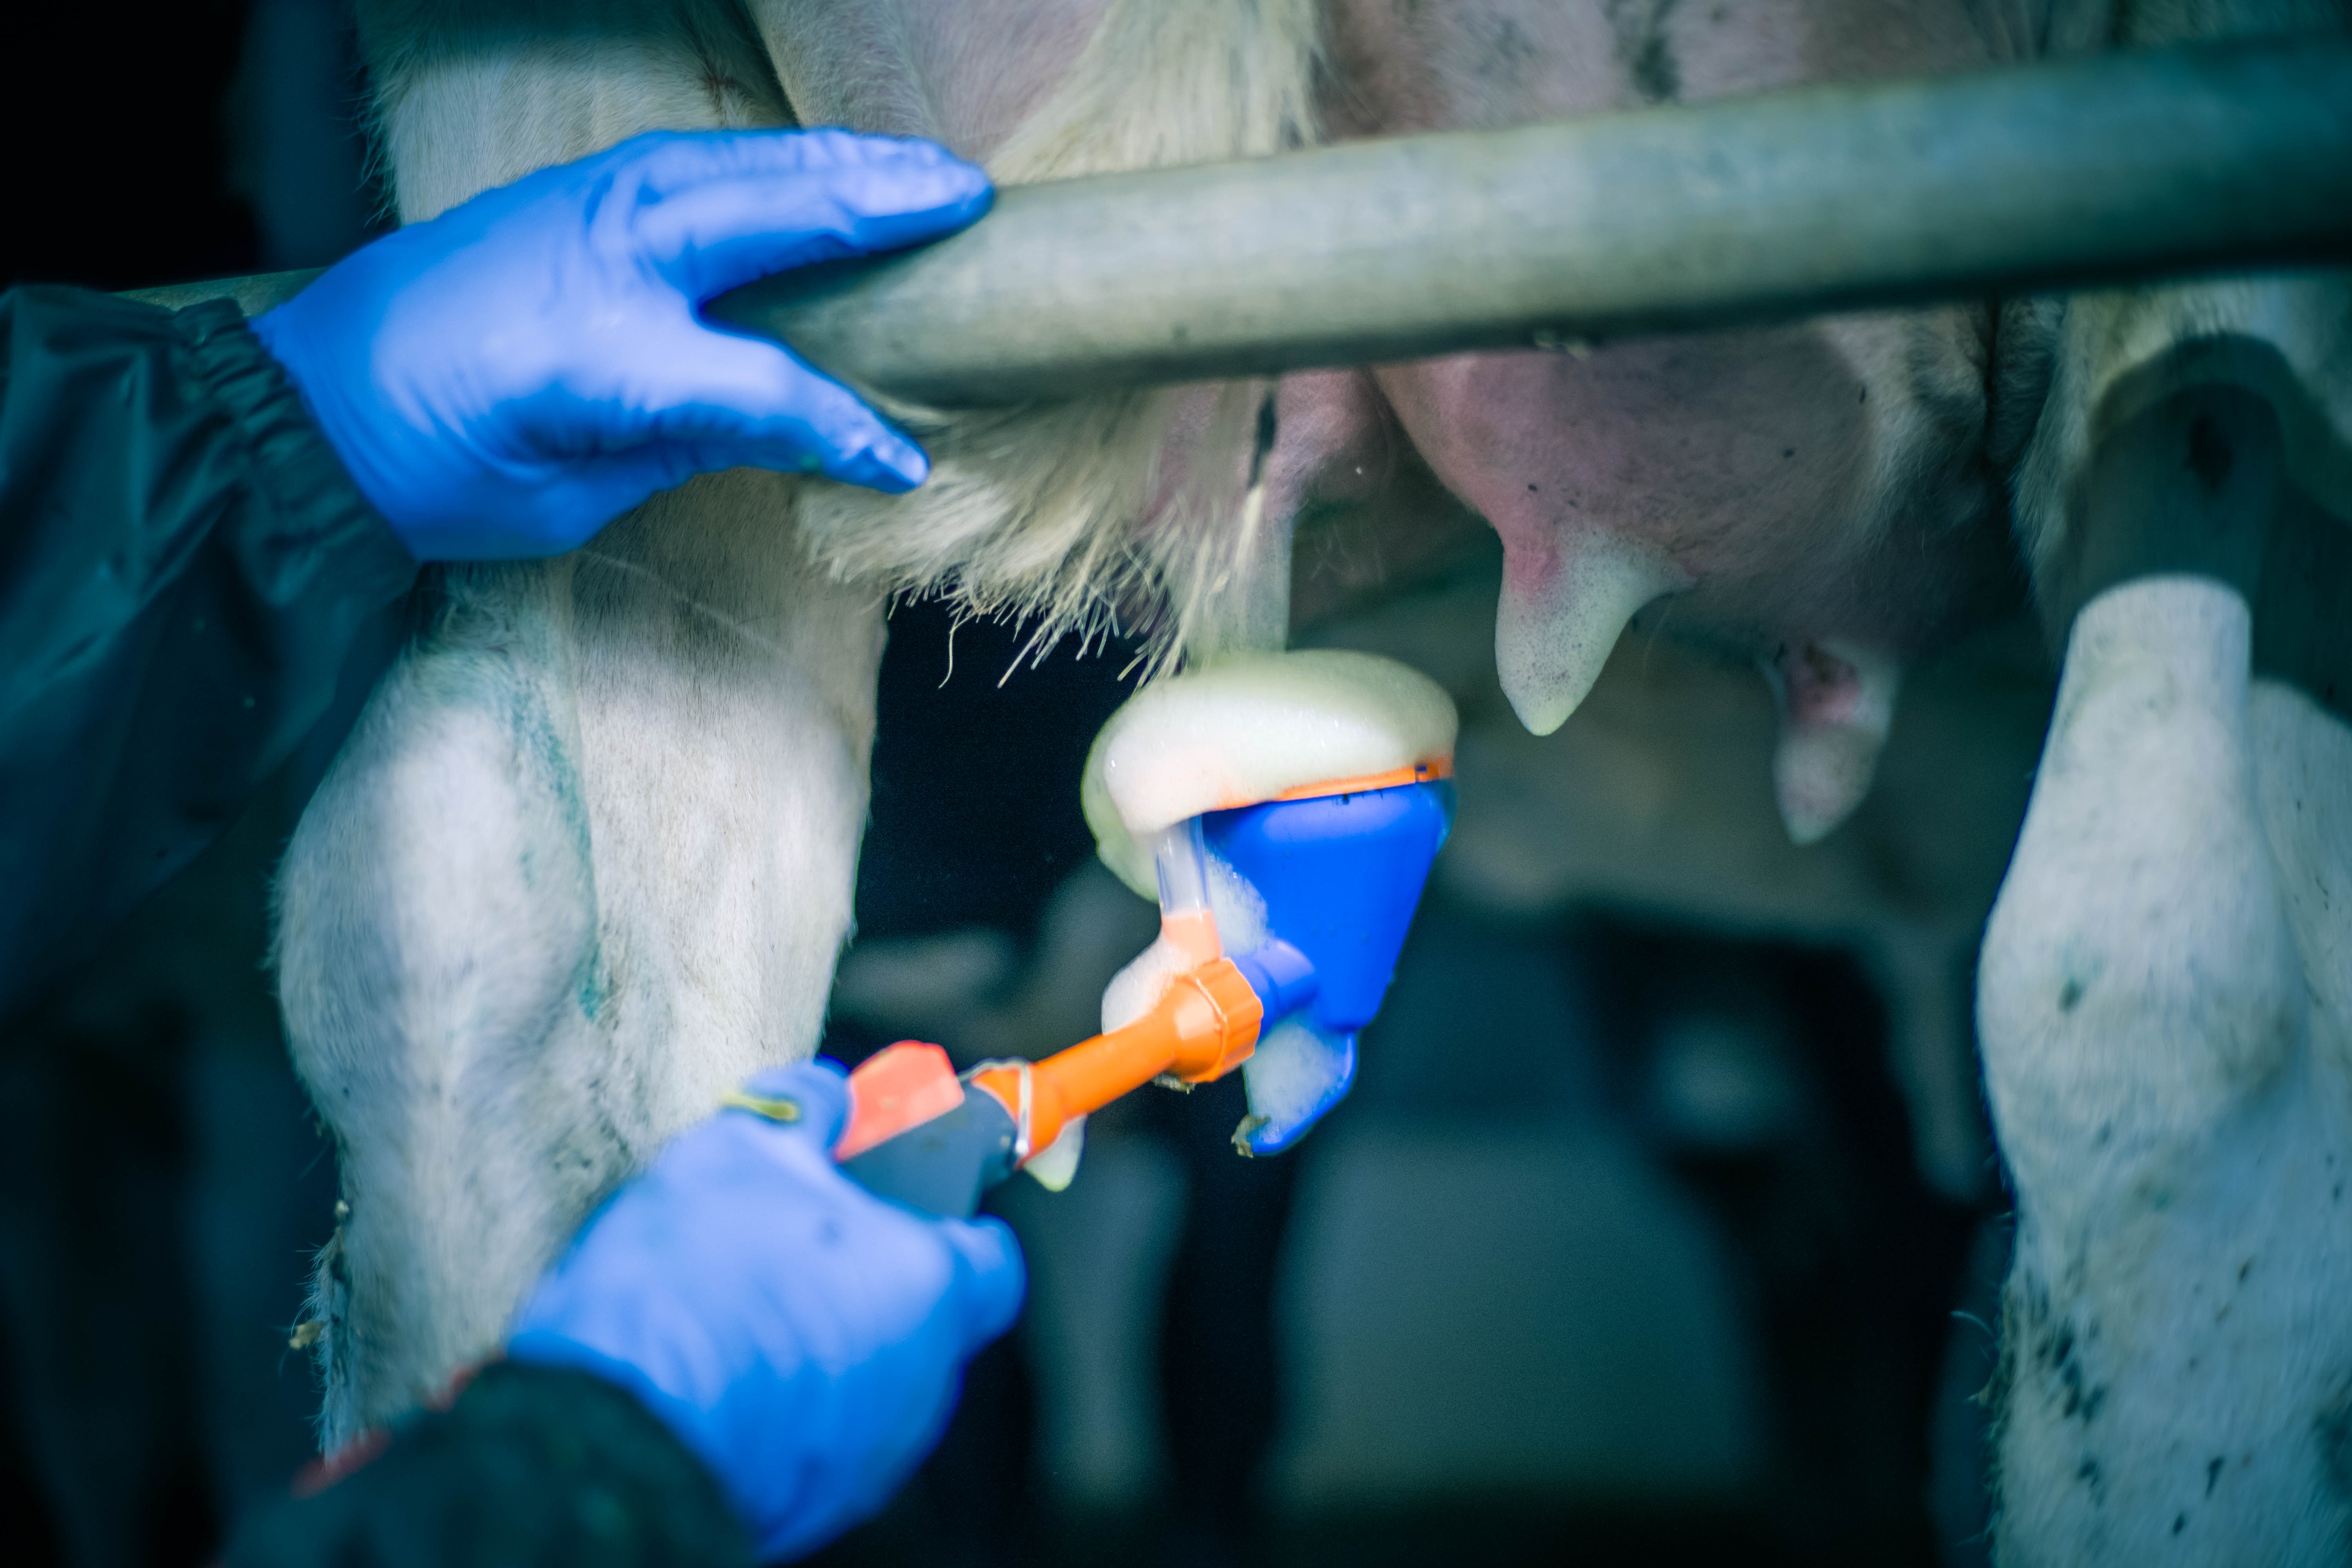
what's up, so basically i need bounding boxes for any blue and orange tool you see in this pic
[829,762,1454,1216]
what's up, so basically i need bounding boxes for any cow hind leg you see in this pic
[1982,0,2352,1547]
[278,564,643,1448]
[1983,266,2352,1561]
[275,1,808,1447]
[1979,575,2352,1564]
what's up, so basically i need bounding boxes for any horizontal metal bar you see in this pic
[127,37,2352,408]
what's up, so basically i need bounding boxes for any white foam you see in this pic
[1083,650,1457,896]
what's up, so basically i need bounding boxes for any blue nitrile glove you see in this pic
[250,129,990,561]
[505,1060,1024,1563]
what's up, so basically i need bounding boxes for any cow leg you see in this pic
[1982,278,2352,1566]
[1981,2,2352,1548]
[280,561,606,1443]
[1978,574,2352,1563]
[271,0,891,1447]
[281,492,886,1447]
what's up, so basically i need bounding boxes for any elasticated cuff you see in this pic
[172,297,421,595]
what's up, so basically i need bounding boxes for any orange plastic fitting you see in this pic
[832,1041,965,1161]
[1264,755,1451,803]
[1159,907,1222,966]
[971,958,1264,1160]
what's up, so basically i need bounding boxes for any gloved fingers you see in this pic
[619,328,930,492]
[934,1214,1027,1355]
[722,1058,853,1146]
[614,129,991,302]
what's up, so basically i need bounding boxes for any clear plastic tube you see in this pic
[1151,816,1222,965]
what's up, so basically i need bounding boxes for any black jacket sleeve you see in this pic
[223,1362,755,1568]
[0,286,420,1023]
[0,290,758,1568]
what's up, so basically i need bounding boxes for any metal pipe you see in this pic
[126,38,2352,408]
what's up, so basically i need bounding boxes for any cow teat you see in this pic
[1762,638,1904,846]
[1495,530,1686,736]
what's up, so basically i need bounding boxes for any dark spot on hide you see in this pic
[2059,977,2084,1011]
[2040,1317,2107,1425]
[577,963,609,1024]
[2238,1258,2253,1283]
[1630,32,1681,102]
[1605,0,1683,103]
[2173,1513,2186,1535]
[1527,483,1539,493]
[1249,392,1279,488]
[1783,448,1796,459]
[2185,412,2234,492]
[1859,387,1868,403]
[2067,1376,2105,1423]
[2207,1455,2225,1496]
[2319,1385,2352,1505]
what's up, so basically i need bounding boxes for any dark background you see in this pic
[0,6,2009,1564]
[3,4,384,1562]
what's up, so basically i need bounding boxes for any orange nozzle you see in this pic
[971,959,1263,1160]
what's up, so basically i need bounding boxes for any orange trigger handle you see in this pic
[970,958,1263,1162]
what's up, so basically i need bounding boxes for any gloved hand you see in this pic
[505,1060,1024,1563]
[250,129,989,562]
